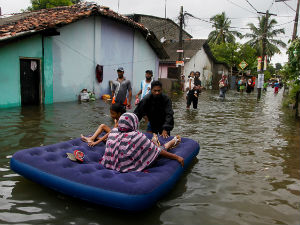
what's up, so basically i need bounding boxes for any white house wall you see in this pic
[51,16,160,103]
[132,31,159,95]
[184,48,213,87]
[52,17,98,102]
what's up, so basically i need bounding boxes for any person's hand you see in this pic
[114,119,118,128]
[151,133,160,146]
[88,141,97,147]
[177,156,184,167]
[135,95,139,99]
[126,103,131,109]
[161,130,169,138]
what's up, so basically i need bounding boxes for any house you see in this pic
[127,14,192,42]
[0,3,168,108]
[160,39,229,89]
[128,14,229,89]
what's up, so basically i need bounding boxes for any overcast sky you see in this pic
[0,0,299,65]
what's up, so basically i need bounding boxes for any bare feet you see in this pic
[151,133,160,146]
[167,135,181,150]
[81,134,94,143]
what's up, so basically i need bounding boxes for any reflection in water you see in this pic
[18,106,46,148]
[0,88,299,225]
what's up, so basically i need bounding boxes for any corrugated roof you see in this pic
[0,3,168,59]
[127,14,192,42]
[161,39,207,62]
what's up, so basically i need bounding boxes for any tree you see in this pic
[210,42,238,68]
[208,12,242,45]
[236,43,257,73]
[210,42,257,75]
[275,63,282,70]
[244,15,286,60]
[285,37,300,83]
[27,0,80,11]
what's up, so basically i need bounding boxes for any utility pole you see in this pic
[292,0,300,40]
[276,0,300,41]
[177,6,183,82]
[257,10,276,100]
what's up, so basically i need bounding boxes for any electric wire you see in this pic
[244,0,259,13]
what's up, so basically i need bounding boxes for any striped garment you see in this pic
[100,112,161,172]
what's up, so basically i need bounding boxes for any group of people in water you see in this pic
[79,67,283,173]
[81,67,183,173]
[236,76,255,94]
[183,71,203,109]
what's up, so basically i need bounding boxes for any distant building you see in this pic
[0,3,168,108]
[127,14,192,42]
[128,14,229,89]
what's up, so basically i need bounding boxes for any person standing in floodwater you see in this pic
[134,80,174,138]
[219,74,228,99]
[111,67,132,109]
[135,70,153,104]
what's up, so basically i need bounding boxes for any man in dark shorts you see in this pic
[111,67,132,109]
[134,80,174,138]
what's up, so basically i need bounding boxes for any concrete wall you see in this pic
[184,48,213,87]
[52,17,97,102]
[0,35,53,108]
[132,31,159,95]
[0,15,162,107]
[99,17,134,96]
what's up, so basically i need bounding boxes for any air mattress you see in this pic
[10,134,200,211]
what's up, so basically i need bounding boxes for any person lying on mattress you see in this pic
[81,103,126,147]
[100,112,184,172]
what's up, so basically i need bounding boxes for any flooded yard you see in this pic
[0,88,299,225]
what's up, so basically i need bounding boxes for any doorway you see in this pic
[20,59,41,106]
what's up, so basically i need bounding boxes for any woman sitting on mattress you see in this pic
[100,112,184,172]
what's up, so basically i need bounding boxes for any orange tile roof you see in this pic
[0,2,146,39]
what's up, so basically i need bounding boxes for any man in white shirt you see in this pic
[135,70,153,102]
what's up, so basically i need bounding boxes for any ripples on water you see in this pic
[0,88,299,225]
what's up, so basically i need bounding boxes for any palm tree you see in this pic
[245,15,286,60]
[208,12,242,44]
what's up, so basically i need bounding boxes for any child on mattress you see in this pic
[81,103,126,147]
[100,112,184,172]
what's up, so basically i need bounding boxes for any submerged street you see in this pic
[0,88,299,225]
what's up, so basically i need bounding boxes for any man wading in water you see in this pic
[134,80,174,138]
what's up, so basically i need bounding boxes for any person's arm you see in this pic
[127,81,132,107]
[162,97,174,137]
[189,79,192,90]
[160,149,184,167]
[92,132,110,146]
[128,89,132,107]
[111,82,116,98]
[133,97,147,121]
[136,90,142,99]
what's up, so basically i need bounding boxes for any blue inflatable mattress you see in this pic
[10,133,199,211]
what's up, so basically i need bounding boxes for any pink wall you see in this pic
[158,64,168,79]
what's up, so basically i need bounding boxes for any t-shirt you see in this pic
[141,80,152,99]
[80,92,89,101]
[112,78,132,104]
[185,77,195,91]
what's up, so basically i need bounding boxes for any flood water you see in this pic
[0,88,299,225]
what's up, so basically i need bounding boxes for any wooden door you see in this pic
[20,59,41,106]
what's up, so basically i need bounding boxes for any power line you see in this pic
[226,0,258,15]
[283,1,296,12]
[184,12,213,24]
[244,0,259,13]
[273,19,295,26]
